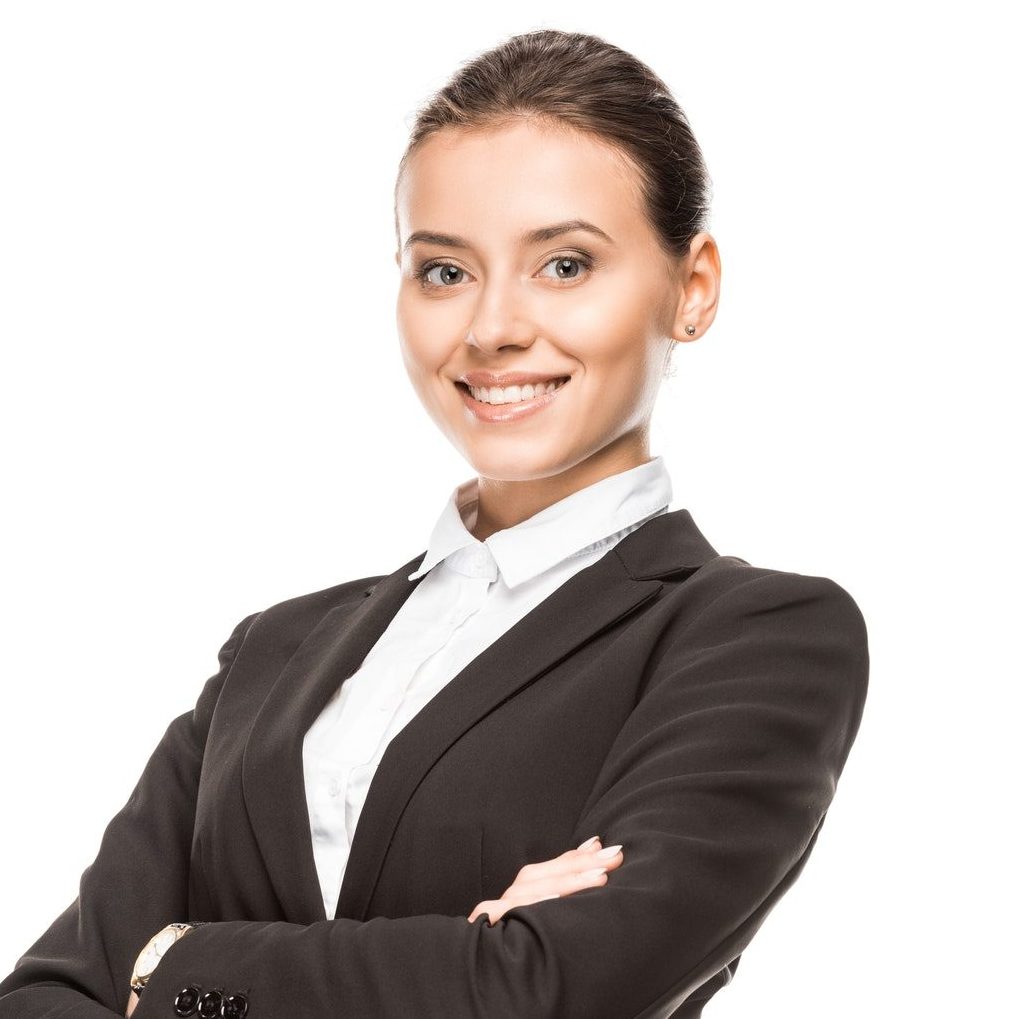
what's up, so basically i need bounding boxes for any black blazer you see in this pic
[0,508,868,1018]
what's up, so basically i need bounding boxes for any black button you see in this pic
[197,989,223,1018]
[173,985,201,1017]
[222,992,249,1018]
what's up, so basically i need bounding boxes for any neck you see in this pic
[470,433,652,541]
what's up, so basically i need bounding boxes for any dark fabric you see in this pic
[0,509,869,1018]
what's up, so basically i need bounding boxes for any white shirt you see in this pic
[301,455,674,920]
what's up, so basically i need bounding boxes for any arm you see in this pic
[132,571,869,1019]
[0,610,262,1019]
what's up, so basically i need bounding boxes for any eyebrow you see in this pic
[402,218,615,254]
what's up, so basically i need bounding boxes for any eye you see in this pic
[410,251,595,291]
[412,262,472,288]
[537,253,594,282]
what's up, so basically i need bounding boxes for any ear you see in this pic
[671,232,721,342]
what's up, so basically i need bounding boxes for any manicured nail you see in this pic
[537,894,560,902]
[596,844,622,859]
[577,836,601,851]
[578,867,607,880]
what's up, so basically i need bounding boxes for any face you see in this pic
[394,118,717,488]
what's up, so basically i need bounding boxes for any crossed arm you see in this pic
[0,571,868,1019]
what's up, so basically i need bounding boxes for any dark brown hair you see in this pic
[395,28,712,264]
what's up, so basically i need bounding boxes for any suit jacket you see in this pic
[0,508,869,1018]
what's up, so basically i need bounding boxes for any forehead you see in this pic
[396,120,648,246]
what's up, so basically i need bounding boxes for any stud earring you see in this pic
[684,324,696,336]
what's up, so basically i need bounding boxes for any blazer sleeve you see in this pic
[0,609,262,1019]
[127,570,869,1019]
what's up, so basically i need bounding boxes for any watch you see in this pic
[130,922,207,996]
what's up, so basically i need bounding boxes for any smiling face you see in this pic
[394,117,717,498]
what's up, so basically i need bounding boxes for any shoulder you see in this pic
[643,556,870,767]
[232,572,389,659]
[659,554,869,713]
[672,554,867,642]
[649,554,869,709]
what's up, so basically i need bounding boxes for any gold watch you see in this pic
[130,922,199,996]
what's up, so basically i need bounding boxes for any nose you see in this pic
[465,278,535,355]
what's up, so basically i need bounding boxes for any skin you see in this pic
[394,117,720,540]
[392,116,721,926]
[467,836,623,925]
[126,117,723,1013]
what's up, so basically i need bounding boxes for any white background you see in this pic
[1,3,1015,1015]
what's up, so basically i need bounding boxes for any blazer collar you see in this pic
[241,506,718,924]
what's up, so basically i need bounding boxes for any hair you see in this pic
[395,28,713,375]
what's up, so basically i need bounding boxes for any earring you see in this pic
[684,324,696,336]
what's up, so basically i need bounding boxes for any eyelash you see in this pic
[411,252,596,290]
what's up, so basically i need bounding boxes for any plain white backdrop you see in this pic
[1,3,1015,1015]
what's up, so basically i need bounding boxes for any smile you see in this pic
[455,376,571,423]
[464,376,570,405]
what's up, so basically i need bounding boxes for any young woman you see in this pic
[0,29,869,1019]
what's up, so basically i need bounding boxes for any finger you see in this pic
[566,842,623,867]
[501,835,603,892]
[513,845,624,894]
[471,892,561,925]
[468,900,499,924]
[518,844,624,886]
[504,863,614,904]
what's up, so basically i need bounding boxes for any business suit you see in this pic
[0,507,869,1018]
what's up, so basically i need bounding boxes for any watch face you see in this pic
[136,927,180,979]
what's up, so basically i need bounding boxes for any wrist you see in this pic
[130,922,209,997]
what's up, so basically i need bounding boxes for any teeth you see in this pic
[467,377,568,405]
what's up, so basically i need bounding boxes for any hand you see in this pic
[125,988,139,1017]
[468,835,624,925]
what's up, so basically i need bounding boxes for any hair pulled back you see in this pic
[396,29,712,263]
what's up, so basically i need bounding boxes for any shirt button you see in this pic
[328,778,341,797]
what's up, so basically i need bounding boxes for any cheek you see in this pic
[565,297,658,375]
[562,295,663,424]
[567,264,663,352]
[397,295,450,382]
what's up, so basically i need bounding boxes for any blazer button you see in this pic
[222,992,249,1018]
[173,985,201,1016]
[197,989,223,1017]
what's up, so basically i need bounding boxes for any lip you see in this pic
[455,375,571,424]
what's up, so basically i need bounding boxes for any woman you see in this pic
[0,28,868,1019]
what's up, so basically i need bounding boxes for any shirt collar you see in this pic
[407,455,673,590]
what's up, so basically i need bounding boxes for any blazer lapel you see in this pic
[241,551,428,924]
[241,508,719,925]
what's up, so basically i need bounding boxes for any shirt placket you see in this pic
[341,553,497,838]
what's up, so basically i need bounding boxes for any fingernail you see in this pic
[537,894,561,901]
[578,866,608,880]
[596,844,623,859]
[577,836,601,851]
